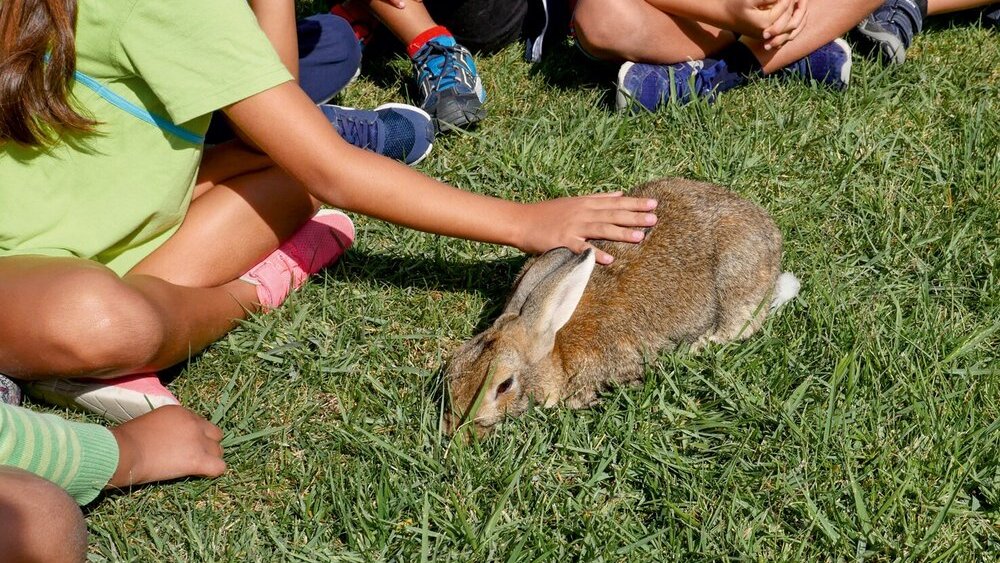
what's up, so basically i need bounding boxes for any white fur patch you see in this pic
[771,272,801,311]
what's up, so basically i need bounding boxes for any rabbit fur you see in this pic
[444,178,799,434]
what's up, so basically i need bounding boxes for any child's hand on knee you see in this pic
[107,405,226,489]
[720,0,798,40]
[762,0,809,50]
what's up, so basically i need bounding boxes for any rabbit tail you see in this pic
[770,272,800,311]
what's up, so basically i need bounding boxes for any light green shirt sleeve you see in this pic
[117,0,293,124]
[0,404,119,505]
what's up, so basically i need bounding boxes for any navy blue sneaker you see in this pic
[855,0,927,64]
[779,38,853,90]
[615,58,744,111]
[0,374,22,406]
[411,35,487,132]
[985,5,1000,26]
[320,103,434,166]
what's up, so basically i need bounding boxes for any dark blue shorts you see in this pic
[297,13,362,103]
[207,14,361,143]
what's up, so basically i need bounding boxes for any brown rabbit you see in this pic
[444,178,800,435]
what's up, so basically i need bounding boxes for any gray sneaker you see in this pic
[0,374,22,406]
[855,0,928,64]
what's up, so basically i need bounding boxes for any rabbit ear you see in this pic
[504,247,578,315]
[514,248,596,363]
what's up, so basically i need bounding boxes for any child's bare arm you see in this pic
[249,0,299,79]
[224,83,658,264]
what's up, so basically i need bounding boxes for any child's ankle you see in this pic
[407,25,453,58]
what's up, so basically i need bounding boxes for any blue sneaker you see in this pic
[985,5,1000,26]
[411,36,487,132]
[320,103,435,166]
[779,38,853,90]
[615,58,744,111]
[0,373,22,406]
[855,0,927,64]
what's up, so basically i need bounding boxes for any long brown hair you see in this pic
[0,0,94,146]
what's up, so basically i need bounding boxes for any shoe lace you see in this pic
[335,115,378,150]
[414,41,471,92]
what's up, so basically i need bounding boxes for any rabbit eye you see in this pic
[496,378,514,396]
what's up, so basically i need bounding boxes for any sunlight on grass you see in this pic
[72,12,999,562]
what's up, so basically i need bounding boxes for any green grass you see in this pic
[75,16,999,562]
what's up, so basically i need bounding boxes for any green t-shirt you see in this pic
[0,0,292,275]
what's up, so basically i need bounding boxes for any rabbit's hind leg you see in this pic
[709,251,778,344]
[708,294,770,345]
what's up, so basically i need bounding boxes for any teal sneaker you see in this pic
[411,35,487,131]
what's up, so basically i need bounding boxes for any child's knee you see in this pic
[0,468,88,563]
[572,0,636,60]
[298,14,363,103]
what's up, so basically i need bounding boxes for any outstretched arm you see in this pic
[223,83,658,264]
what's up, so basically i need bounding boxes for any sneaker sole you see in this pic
[615,62,637,111]
[24,379,179,424]
[834,38,854,89]
[374,103,435,166]
[432,102,487,133]
[855,23,907,65]
[313,208,356,242]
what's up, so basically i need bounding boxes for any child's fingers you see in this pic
[786,0,808,36]
[587,194,659,212]
[762,0,795,39]
[577,242,615,265]
[585,191,625,199]
[593,248,615,265]
[591,208,658,229]
[765,1,807,48]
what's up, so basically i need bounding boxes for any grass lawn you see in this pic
[72,10,999,562]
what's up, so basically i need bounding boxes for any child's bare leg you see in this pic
[574,0,882,71]
[0,256,256,380]
[573,0,735,63]
[131,141,319,288]
[0,144,325,381]
[0,467,87,563]
[361,0,437,43]
[748,0,883,73]
[929,0,995,14]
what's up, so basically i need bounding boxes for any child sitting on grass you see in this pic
[854,0,999,64]
[0,0,656,555]
[570,0,885,109]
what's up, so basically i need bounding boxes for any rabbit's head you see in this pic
[444,248,596,436]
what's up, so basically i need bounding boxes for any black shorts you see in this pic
[424,0,531,53]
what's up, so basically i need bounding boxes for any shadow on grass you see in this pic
[334,247,522,306]
[526,40,620,110]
